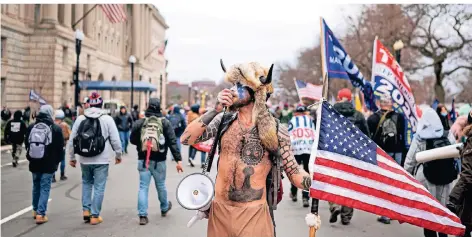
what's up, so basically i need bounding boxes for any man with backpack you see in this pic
[130,98,184,225]
[114,105,133,154]
[167,105,186,160]
[367,93,406,224]
[53,110,71,182]
[25,105,64,224]
[67,92,122,225]
[328,89,370,225]
[404,107,458,237]
[4,110,28,167]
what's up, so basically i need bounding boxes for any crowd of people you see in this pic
[0,80,471,237]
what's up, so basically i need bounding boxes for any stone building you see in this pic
[1,4,168,112]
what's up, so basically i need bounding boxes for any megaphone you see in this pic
[416,143,463,163]
[176,172,215,210]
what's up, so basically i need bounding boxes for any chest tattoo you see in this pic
[240,127,264,166]
[228,166,263,202]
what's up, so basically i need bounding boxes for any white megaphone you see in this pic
[176,173,215,228]
[416,143,463,163]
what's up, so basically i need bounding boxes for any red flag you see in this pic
[310,101,465,236]
[100,4,127,24]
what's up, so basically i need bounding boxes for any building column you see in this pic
[132,4,140,59]
[63,4,71,27]
[74,4,84,30]
[84,4,94,37]
[41,4,58,24]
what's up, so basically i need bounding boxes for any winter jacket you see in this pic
[187,111,200,124]
[448,123,472,227]
[404,108,456,207]
[367,109,405,153]
[114,111,133,132]
[167,106,187,137]
[334,101,369,136]
[67,107,122,165]
[25,113,64,174]
[56,120,71,145]
[130,98,182,162]
[450,115,468,142]
[4,110,27,144]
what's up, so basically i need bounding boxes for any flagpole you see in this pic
[72,4,99,30]
[143,40,166,60]
[293,77,303,104]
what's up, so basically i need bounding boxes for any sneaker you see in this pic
[60,175,68,181]
[188,159,195,167]
[329,209,341,223]
[139,216,149,225]
[12,161,17,167]
[35,215,48,224]
[83,210,91,223]
[161,201,172,217]
[341,220,350,225]
[289,193,297,202]
[52,176,56,183]
[377,216,391,224]
[201,164,205,169]
[303,199,310,208]
[32,211,37,219]
[90,216,103,225]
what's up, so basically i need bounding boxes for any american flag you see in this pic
[294,79,322,101]
[100,4,127,24]
[158,40,168,55]
[309,101,465,236]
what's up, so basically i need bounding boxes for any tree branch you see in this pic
[442,65,472,77]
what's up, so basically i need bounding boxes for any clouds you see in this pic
[155,1,362,84]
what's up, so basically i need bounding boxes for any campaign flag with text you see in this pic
[372,38,421,147]
[321,18,377,111]
[309,101,465,236]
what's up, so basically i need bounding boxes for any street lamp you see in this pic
[188,85,192,105]
[74,29,84,112]
[393,40,404,64]
[159,71,163,102]
[129,55,136,108]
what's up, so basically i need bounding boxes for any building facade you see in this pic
[166,79,218,108]
[1,4,168,112]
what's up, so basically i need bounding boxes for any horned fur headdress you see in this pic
[220,59,279,152]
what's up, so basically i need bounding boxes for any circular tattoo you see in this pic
[241,141,264,165]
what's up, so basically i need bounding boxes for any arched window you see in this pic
[111,76,117,98]
[98,73,104,81]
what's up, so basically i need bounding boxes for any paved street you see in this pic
[1,145,423,237]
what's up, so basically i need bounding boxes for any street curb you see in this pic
[1,145,12,152]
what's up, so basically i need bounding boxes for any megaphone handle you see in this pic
[187,215,199,228]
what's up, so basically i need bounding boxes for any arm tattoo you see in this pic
[279,126,300,179]
[194,113,223,143]
[182,134,192,145]
[302,176,311,190]
[199,109,219,127]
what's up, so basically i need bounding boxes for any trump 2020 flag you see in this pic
[321,18,377,111]
[309,101,465,236]
[372,38,421,147]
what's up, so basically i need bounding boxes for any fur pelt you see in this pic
[224,62,278,152]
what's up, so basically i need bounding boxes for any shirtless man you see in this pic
[181,60,311,237]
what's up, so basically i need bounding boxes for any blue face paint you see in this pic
[236,82,246,100]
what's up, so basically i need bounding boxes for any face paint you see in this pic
[229,83,254,109]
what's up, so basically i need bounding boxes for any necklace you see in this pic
[237,113,252,146]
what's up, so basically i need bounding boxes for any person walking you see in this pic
[114,105,133,154]
[67,92,122,225]
[25,105,64,224]
[130,98,183,225]
[53,110,71,182]
[4,110,27,167]
[167,105,186,161]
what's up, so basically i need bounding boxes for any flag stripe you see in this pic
[313,165,460,222]
[317,150,429,193]
[310,187,465,235]
[100,4,127,23]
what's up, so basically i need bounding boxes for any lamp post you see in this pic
[74,29,84,113]
[129,55,136,108]
[159,71,163,102]
[393,40,404,64]
[188,85,192,105]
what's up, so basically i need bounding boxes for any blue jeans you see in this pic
[81,164,109,217]
[388,152,402,165]
[189,146,206,164]
[119,131,129,152]
[56,148,66,176]
[32,172,53,216]
[137,160,168,216]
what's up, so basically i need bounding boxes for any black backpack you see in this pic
[374,111,399,150]
[73,116,107,157]
[422,134,458,185]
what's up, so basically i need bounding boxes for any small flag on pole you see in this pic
[450,98,457,123]
[294,79,323,101]
[158,40,168,55]
[100,4,127,23]
[309,101,465,236]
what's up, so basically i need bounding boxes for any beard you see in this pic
[229,84,254,110]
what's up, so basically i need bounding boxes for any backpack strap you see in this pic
[374,111,392,138]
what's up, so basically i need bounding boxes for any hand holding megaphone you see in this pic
[187,203,211,227]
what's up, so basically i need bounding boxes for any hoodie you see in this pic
[25,108,64,174]
[114,106,133,132]
[67,107,122,164]
[167,105,186,137]
[334,101,369,136]
[130,98,182,162]
[4,110,27,144]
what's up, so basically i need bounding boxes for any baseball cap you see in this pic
[337,88,352,101]
[295,104,307,112]
[55,109,65,119]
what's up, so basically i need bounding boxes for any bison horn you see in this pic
[220,59,226,73]
[260,64,274,85]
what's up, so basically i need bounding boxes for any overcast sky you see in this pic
[155,1,363,84]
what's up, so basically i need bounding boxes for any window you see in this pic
[87,54,91,71]
[61,82,67,104]
[111,76,116,98]
[97,33,101,49]
[104,36,107,52]
[111,39,114,54]
[1,37,6,59]
[1,78,6,107]
[62,46,68,65]
[34,4,40,24]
